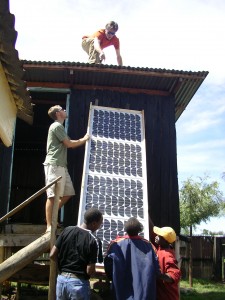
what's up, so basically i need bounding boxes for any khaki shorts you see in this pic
[44,164,75,198]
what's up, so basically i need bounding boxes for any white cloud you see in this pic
[179,109,225,135]
[177,84,225,136]
[177,138,225,173]
[180,139,225,151]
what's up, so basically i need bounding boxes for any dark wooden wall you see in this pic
[0,143,13,218]
[0,88,180,234]
[65,89,180,234]
[0,92,68,224]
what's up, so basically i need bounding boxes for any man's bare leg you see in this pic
[59,195,71,209]
[45,197,54,229]
[45,195,72,230]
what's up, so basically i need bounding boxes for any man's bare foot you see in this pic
[45,226,51,233]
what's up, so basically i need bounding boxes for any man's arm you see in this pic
[87,263,96,276]
[49,245,59,262]
[162,253,182,283]
[93,37,105,61]
[115,48,123,66]
[63,133,89,148]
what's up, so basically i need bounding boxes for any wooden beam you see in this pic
[28,82,70,89]
[27,82,170,96]
[0,248,4,264]
[29,99,66,105]
[3,224,46,234]
[48,181,60,300]
[75,84,170,96]
[0,234,46,247]
[0,231,50,283]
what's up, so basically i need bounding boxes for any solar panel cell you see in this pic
[79,106,149,256]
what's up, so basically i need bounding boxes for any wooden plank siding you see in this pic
[1,88,180,235]
[5,94,67,224]
[180,236,225,280]
[64,89,180,233]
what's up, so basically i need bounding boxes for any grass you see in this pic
[92,278,225,300]
[2,279,225,300]
[180,279,225,300]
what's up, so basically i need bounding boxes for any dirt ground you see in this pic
[1,284,113,300]
[1,291,111,300]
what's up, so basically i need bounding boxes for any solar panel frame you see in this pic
[78,104,149,255]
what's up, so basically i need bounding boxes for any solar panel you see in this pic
[78,105,149,255]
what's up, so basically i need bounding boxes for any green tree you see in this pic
[179,175,224,287]
[180,176,224,230]
[202,229,224,235]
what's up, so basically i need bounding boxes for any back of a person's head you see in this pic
[125,217,143,236]
[48,105,61,120]
[105,21,118,31]
[84,207,102,224]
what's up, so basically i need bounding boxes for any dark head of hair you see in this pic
[48,105,61,120]
[84,207,103,225]
[124,217,143,236]
[105,21,118,31]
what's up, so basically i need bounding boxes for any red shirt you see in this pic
[82,29,120,50]
[156,246,181,300]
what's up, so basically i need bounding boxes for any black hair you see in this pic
[84,207,103,224]
[105,21,118,31]
[124,217,143,236]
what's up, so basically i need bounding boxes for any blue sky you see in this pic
[10,0,225,233]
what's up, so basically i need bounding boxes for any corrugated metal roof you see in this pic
[0,0,33,124]
[22,60,208,121]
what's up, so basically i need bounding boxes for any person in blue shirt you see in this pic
[104,217,163,300]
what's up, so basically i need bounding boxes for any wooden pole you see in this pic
[189,225,193,287]
[48,181,61,300]
[175,236,181,298]
[0,232,51,283]
[0,247,4,299]
[0,176,62,224]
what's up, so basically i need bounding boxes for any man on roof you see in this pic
[82,21,123,65]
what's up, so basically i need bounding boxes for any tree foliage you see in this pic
[202,229,224,235]
[179,175,224,230]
